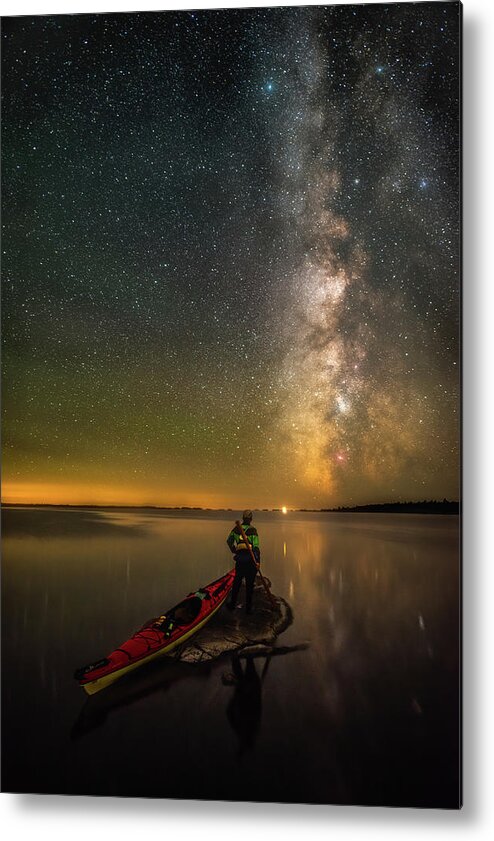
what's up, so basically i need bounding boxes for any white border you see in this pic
[2,0,494,838]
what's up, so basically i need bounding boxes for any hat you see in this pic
[242,509,253,520]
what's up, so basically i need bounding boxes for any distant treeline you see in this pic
[319,500,460,515]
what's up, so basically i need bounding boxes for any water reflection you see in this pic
[2,506,150,538]
[72,659,211,740]
[222,645,310,760]
[2,508,460,806]
[223,656,268,758]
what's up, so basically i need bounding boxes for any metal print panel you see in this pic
[1,2,461,807]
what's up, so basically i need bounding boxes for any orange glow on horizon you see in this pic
[1,481,272,510]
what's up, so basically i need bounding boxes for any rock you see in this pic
[164,577,294,664]
[236,642,309,659]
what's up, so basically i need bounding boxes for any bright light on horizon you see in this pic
[282,506,288,514]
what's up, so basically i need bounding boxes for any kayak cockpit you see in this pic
[167,596,203,626]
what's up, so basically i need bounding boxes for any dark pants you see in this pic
[229,553,258,612]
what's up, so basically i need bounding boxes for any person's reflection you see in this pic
[223,655,269,758]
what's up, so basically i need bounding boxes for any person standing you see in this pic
[226,510,260,614]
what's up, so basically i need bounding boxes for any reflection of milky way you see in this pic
[2,5,460,508]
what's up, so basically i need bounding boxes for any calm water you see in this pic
[1,507,460,807]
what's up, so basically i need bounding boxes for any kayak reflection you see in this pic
[71,658,211,740]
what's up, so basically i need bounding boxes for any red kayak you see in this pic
[75,569,235,695]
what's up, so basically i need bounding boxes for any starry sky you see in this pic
[1,3,460,509]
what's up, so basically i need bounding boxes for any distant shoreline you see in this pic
[1,501,460,515]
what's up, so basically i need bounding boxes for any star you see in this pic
[1,2,460,509]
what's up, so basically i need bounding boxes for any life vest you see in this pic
[230,523,259,551]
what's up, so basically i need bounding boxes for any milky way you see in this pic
[1,4,460,508]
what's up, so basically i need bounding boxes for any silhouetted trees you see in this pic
[320,500,460,515]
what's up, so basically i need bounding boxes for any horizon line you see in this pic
[2,500,460,512]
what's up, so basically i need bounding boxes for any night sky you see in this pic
[1,3,460,509]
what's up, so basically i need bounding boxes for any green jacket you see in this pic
[227,521,260,561]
